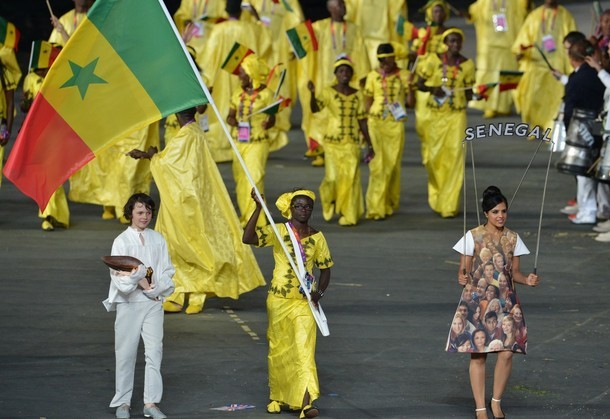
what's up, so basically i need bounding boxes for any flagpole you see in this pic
[28,41,35,72]
[158,0,329,336]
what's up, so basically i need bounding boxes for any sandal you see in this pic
[299,404,319,419]
[266,400,281,414]
[475,407,487,418]
[490,398,505,419]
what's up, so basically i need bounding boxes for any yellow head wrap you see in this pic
[275,189,316,219]
[376,42,407,59]
[333,55,354,71]
[424,0,450,24]
[241,54,270,89]
[442,27,464,42]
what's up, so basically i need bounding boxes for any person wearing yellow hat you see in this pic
[227,53,277,227]
[363,42,414,220]
[307,57,372,226]
[243,188,333,419]
[416,28,475,218]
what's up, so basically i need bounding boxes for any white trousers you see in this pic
[110,300,164,407]
[576,175,610,219]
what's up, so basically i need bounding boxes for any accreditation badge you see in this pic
[492,13,508,32]
[261,15,272,27]
[191,21,204,38]
[198,114,210,132]
[237,121,251,142]
[388,102,407,121]
[542,34,556,52]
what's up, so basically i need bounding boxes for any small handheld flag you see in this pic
[286,20,318,59]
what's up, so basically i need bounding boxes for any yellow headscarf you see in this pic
[275,189,316,219]
[241,54,270,89]
[424,0,450,24]
[441,27,464,42]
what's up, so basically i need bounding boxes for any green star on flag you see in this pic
[61,58,108,99]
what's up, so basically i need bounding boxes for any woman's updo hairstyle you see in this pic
[377,43,394,56]
[482,186,508,212]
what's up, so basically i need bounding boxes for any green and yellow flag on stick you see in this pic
[28,40,61,70]
[0,17,20,50]
[498,70,523,91]
[221,42,254,75]
[4,0,209,210]
[286,20,318,59]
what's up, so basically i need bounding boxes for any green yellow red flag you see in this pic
[498,70,523,92]
[28,40,61,70]
[221,42,254,75]
[0,17,20,50]
[3,0,209,210]
[286,20,318,59]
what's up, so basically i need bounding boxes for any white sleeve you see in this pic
[513,234,530,256]
[453,231,474,256]
[598,69,610,89]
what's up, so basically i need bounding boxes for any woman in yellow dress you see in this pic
[413,0,450,165]
[363,43,413,220]
[227,54,276,227]
[243,188,333,419]
[307,58,372,226]
[0,41,22,189]
[416,28,475,218]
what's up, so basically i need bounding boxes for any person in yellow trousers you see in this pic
[416,29,475,218]
[21,61,69,231]
[308,57,372,226]
[464,0,529,118]
[511,0,576,133]
[128,107,266,314]
[227,54,276,227]
[363,43,413,221]
[412,0,450,166]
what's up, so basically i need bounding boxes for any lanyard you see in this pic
[442,53,460,105]
[193,0,209,19]
[238,89,260,118]
[331,21,347,51]
[381,69,400,105]
[73,12,82,32]
[493,0,506,12]
[541,6,558,34]
[288,222,307,264]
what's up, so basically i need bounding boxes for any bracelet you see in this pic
[316,290,324,297]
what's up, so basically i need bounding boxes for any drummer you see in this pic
[562,39,607,225]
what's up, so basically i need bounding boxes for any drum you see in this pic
[556,108,601,177]
[596,136,610,183]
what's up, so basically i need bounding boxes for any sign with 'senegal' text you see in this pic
[464,123,552,142]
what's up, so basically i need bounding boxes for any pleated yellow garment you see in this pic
[198,20,272,162]
[39,187,70,226]
[418,55,475,218]
[297,19,370,148]
[69,124,159,218]
[511,5,576,130]
[152,123,265,298]
[230,86,275,226]
[467,0,528,115]
[173,0,227,59]
[255,224,333,408]
[363,69,411,220]
[315,86,365,225]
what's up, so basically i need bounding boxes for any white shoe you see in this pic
[143,405,167,419]
[560,204,578,215]
[116,404,130,419]
[595,231,610,242]
[593,219,610,232]
[569,214,596,224]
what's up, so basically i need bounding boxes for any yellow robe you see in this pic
[152,122,265,298]
[48,9,87,46]
[199,19,272,162]
[419,54,476,218]
[345,0,407,67]
[364,68,411,220]
[511,5,576,131]
[255,223,333,409]
[315,86,366,225]
[468,0,528,114]
[242,0,304,152]
[173,0,228,58]
[297,19,370,149]
[23,71,70,226]
[0,46,22,188]
[229,86,275,226]
[69,124,159,219]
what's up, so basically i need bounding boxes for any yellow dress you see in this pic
[229,86,275,226]
[511,5,576,131]
[344,0,407,67]
[297,19,370,150]
[419,54,475,218]
[468,0,528,115]
[364,68,411,220]
[242,0,304,152]
[0,46,22,188]
[255,223,333,409]
[69,124,159,219]
[413,29,447,164]
[23,71,70,226]
[315,86,366,225]
[48,9,87,45]
[198,19,272,162]
[152,122,265,298]
[173,0,228,58]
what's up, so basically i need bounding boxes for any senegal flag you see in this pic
[28,40,61,70]
[286,20,318,59]
[221,42,254,75]
[498,70,523,92]
[3,0,209,210]
[0,17,20,50]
